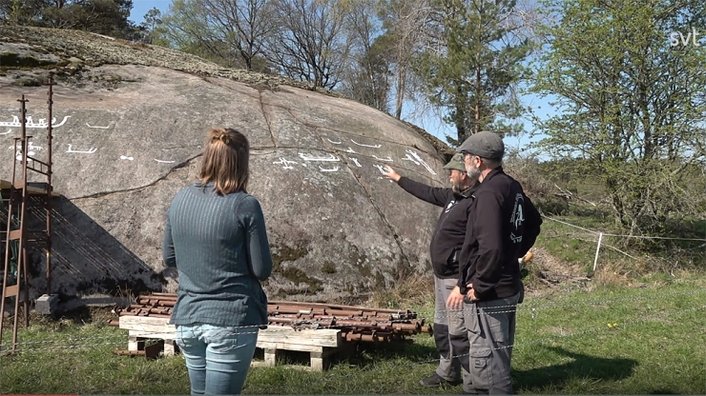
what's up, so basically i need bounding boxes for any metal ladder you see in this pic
[0,76,55,354]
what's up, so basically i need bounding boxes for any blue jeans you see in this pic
[175,324,259,395]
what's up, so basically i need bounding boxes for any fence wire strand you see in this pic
[1,288,704,361]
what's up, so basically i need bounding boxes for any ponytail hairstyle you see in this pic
[199,127,249,195]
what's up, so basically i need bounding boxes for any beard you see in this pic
[465,163,481,182]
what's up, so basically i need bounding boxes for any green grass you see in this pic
[1,276,704,394]
[534,214,706,275]
[515,277,706,393]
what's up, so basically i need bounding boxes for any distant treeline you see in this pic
[2,0,705,236]
[0,0,144,40]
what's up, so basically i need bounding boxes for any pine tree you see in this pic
[415,0,532,145]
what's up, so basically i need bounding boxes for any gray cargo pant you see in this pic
[433,276,469,383]
[462,292,521,394]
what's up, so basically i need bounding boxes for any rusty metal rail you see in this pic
[117,293,432,342]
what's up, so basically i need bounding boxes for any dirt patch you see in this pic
[524,247,593,296]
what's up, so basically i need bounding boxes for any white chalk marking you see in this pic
[298,153,340,162]
[351,139,381,149]
[66,144,97,154]
[373,155,393,162]
[273,157,298,170]
[86,123,112,129]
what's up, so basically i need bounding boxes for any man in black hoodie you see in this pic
[446,131,542,394]
[383,153,477,388]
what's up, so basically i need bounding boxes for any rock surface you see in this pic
[0,26,453,302]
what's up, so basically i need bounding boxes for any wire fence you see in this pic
[1,286,704,362]
[1,215,705,369]
[539,214,706,272]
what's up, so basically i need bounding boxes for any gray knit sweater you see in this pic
[163,182,273,328]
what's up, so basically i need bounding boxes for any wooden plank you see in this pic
[128,336,141,352]
[251,349,332,372]
[256,341,326,353]
[264,348,277,366]
[8,229,22,241]
[310,351,324,371]
[3,284,19,298]
[128,329,176,340]
[119,316,175,334]
[119,318,340,357]
[257,326,341,348]
[163,340,177,356]
[118,316,343,370]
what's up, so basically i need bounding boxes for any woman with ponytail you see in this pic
[163,127,272,395]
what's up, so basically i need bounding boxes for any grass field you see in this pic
[1,274,704,394]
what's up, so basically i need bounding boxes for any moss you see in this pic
[0,52,57,68]
[15,76,43,86]
[358,263,372,277]
[347,246,370,276]
[374,271,386,290]
[395,258,414,281]
[271,243,309,270]
[281,267,323,293]
[321,261,336,274]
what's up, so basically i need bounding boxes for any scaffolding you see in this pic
[0,75,55,354]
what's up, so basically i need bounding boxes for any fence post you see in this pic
[592,232,603,272]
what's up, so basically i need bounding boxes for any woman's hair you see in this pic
[199,127,249,195]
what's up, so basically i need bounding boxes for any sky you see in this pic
[130,0,172,23]
[129,1,553,155]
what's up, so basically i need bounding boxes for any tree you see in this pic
[44,0,135,37]
[1,0,140,39]
[139,7,164,44]
[1,0,51,24]
[337,0,392,112]
[199,0,274,71]
[266,0,351,90]
[158,0,274,71]
[415,0,532,145]
[378,0,432,119]
[534,0,706,233]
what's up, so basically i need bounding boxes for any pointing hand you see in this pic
[382,165,401,182]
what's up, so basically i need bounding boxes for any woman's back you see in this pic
[165,183,272,328]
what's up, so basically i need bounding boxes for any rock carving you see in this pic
[66,144,97,154]
[373,155,393,162]
[351,139,382,149]
[0,115,70,128]
[86,123,112,129]
[298,153,340,162]
[405,149,437,175]
[273,157,298,169]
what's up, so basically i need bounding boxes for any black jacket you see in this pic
[398,177,477,278]
[458,167,542,300]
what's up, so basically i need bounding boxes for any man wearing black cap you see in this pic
[446,131,541,394]
[383,153,477,388]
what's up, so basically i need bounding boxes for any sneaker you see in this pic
[419,373,462,387]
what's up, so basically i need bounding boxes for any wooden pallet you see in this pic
[118,316,342,371]
[119,316,178,356]
[254,325,341,371]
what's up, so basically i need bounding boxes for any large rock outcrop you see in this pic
[0,26,453,302]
